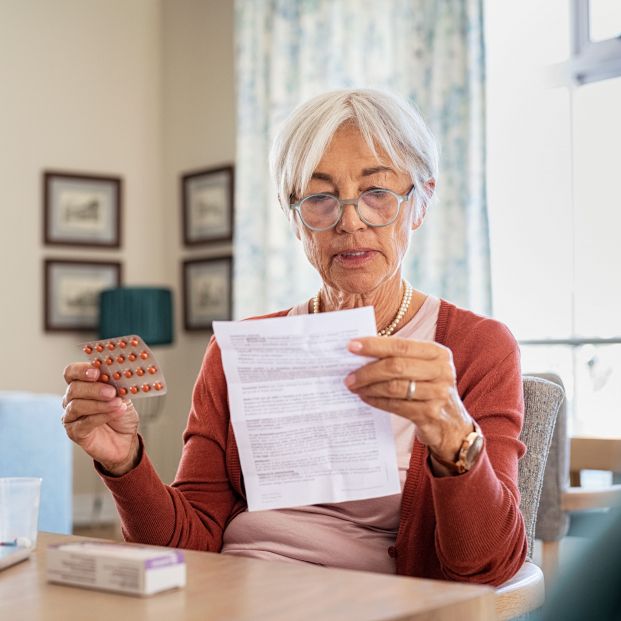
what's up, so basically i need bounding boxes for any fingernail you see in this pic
[85,368,99,379]
[344,373,355,387]
[102,386,117,398]
[115,401,128,411]
[348,340,363,353]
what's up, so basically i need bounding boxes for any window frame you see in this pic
[547,0,621,85]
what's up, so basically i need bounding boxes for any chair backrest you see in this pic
[533,373,570,543]
[0,392,73,534]
[519,376,565,559]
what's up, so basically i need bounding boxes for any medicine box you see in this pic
[46,541,186,596]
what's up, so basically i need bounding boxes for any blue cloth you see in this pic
[0,392,72,534]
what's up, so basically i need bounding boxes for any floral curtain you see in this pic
[234,0,490,318]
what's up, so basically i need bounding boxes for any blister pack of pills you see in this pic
[81,335,167,399]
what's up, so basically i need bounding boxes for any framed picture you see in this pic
[183,256,233,330]
[44,259,122,332]
[43,170,122,247]
[182,165,234,245]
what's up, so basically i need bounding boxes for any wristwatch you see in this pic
[430,421,484,475]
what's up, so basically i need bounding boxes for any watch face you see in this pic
[465,434,484,467]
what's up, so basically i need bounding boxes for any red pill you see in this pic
[119,340,127,349]
[147,365,157,375]
[93,359,102,368]
[135,367,145,377]
[129,386,139,394]
[154,382,164,391]
[95,344,104,352]
[105,357,114,366]
[118,387,127,397]
[83,345,93,355]
[100,373,110,382]
[128,353,137,362]
[113,371,122,380]
[130,338,139,347]
[107,342,116,351]
[124,370,133,378]
[140,351,149,360]
[116,355,125,364]
[141,384,151,393]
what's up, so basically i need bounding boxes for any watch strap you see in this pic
[430,421,484,475]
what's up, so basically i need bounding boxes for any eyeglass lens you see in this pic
[299,189,399,229]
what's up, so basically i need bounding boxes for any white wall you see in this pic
[0,0,235,505]
[158,0,236,481]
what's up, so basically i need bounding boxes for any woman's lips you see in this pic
[333,249,377,267]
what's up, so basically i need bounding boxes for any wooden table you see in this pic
[0,532,496,621]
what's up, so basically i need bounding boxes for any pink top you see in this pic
[221,295,441,573]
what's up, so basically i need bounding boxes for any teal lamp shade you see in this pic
[99,287,173,346]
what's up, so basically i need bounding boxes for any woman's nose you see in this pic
[336,203,367,234]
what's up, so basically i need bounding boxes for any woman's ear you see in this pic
[411,178,435,231]
[425,178,436,199]
[290,211,302,240]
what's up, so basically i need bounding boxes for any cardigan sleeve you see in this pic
[96,338,240,551]
[428,327,528,586]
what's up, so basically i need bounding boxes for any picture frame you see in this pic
[182,165,234,245]
[44,259,122,332]
[43,170,122,248]
[182,256,233,331]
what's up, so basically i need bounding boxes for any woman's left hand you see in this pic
[345,337,474,463]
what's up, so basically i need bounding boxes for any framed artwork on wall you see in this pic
[182,165,234,245]
[182,256,233,330]
[44,259,122,332]
[43,170,122,248]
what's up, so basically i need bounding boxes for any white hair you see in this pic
[269,88,439,220]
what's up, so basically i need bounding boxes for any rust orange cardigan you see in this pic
[98,299,527,586]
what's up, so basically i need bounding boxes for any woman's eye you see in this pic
[306,194,335,206]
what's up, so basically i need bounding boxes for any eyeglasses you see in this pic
[289,186,415,231]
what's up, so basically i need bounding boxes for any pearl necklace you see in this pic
[312,280,413,337]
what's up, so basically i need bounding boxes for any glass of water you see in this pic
[0,478,42,549]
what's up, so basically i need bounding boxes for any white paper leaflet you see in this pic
[213,307,400,511]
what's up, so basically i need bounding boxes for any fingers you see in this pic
[62,380,118,408]
[360,394,434,418]
[63,397,127,424]
[63,411,122,441]
[346,356,448,389]
[354,379,451,401]
[348,336,448,360]
[358,394,449,425]
[63,362,100,385]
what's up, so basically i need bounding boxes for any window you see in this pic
[589,0,621,42]
[486,0,621,435]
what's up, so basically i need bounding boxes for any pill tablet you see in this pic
[80,335,167,400]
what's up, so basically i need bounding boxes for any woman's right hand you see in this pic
[62,363,140,476]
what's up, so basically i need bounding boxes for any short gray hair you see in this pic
[269,88,439,219]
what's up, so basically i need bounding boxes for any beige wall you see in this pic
[0,0,235,505]
[158,0,235,481]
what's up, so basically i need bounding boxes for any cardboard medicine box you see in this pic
[47,541,186,596]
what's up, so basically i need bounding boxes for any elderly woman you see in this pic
[62,89,526,586]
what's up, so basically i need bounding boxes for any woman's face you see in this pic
[294,123,424,295]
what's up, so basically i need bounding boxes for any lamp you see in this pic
[99,287,173,346]
[98,287,173,431]
[89,287,173,529]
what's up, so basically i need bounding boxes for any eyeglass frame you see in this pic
[289,185,416,232]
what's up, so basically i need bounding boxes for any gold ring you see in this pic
[406,380,416,400]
